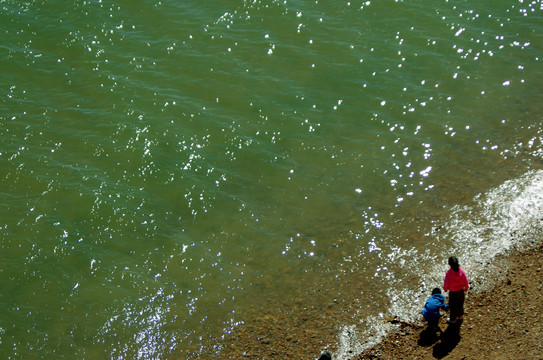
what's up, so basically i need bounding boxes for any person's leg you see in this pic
[448,291,461,322]
[428,317,438,330]
[457,290,465,320]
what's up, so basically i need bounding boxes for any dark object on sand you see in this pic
[318,351,332,360]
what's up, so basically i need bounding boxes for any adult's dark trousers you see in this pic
[448,289,465,320]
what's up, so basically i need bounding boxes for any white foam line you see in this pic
[333,169,543,359]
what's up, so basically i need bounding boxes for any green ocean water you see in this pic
[1,0,542,358]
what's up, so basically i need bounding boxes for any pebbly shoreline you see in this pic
[352,240,543,360]
[214,230,543,360]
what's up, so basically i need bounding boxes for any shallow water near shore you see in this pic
[1,0,542,358]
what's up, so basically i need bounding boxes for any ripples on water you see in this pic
[1,0,542,358]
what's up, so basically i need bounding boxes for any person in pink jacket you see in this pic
[443,256,469,324]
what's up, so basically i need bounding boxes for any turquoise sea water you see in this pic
[1,0,542,358]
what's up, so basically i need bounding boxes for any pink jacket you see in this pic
[443,267,469,292]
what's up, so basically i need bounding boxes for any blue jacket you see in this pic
[421,294,448,319]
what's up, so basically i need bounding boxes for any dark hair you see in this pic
[432,287,442,295]
[449,256,460,271]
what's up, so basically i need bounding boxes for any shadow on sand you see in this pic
[432,321,462,358]
[418,326,440,347]
[417,320,462,358]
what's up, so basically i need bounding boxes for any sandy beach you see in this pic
[351,240,543,360]
[218,230,543,360]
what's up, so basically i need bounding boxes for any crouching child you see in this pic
[422,288,448,331]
